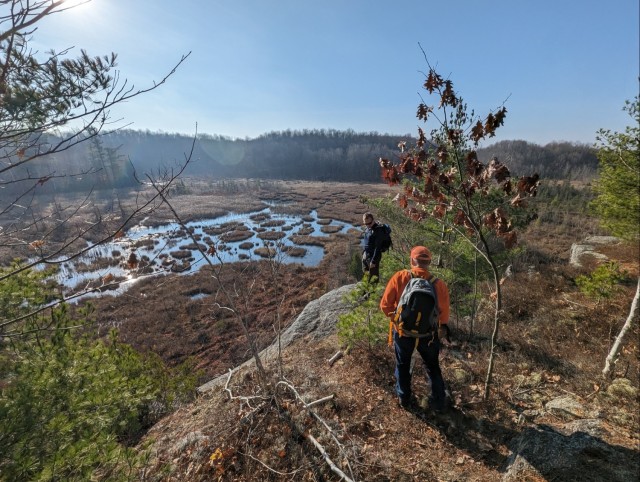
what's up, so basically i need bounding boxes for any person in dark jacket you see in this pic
[361,212,382,281]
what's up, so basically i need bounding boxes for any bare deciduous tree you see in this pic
[0,0,190,336]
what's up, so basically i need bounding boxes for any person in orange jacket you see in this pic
[380,245,451,410]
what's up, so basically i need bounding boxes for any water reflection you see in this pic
[50,208,355,299]
[189,293,209,301]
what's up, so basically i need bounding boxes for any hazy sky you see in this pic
[32,0,639,145]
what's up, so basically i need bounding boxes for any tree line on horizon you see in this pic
[5,128,598,197]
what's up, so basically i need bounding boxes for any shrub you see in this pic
[0,282,200,481]
[347,248,364,280]
[575,261,626,301]
[337,277,388,349]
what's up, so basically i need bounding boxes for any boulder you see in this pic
[198,283,356,392]
[503,420,639,481]
[569,236,621,267]
[545,395,588,419]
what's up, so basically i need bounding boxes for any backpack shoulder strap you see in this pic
[428,275,440,320]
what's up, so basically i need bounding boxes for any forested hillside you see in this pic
[7,130,598,199]
[94,129,600,181]
[477,140,599,180]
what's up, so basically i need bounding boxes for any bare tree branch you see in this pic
[306,434,354,482]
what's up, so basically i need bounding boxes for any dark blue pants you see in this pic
[394,331,446,409]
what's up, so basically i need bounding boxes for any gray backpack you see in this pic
[393,271,439,337]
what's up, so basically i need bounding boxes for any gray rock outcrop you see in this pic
[198,283,356,392]
[503,419,639,481]
[275,283,357,348]
[570,236,621,267]
[545,395,589,419]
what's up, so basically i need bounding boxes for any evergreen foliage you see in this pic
[347,249,364,280]
[593,97,640,379]
[0,267,200,482]
[0,260,57,321]
[575,262,626,302]
[1,8,199,478]
[591,97,640,241]
[536,181,594,212]
[337,277,389,349]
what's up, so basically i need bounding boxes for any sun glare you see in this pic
[59,0,106,23]
[61,0,92,12]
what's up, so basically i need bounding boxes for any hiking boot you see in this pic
[427,396,447,414]
[398,397,411,409]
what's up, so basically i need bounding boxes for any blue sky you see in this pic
[33,0,639,145]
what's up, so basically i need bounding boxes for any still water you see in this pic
[51,207,356,300]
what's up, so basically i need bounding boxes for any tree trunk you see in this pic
[470,245,478,337]
[435,223,446,267]
[483,259,502,400]
[602,276,639,378]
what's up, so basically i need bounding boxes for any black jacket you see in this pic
[363,222,383,263]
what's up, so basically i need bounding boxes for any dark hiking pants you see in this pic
[393,331,446,409]
[362,254,380,282]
